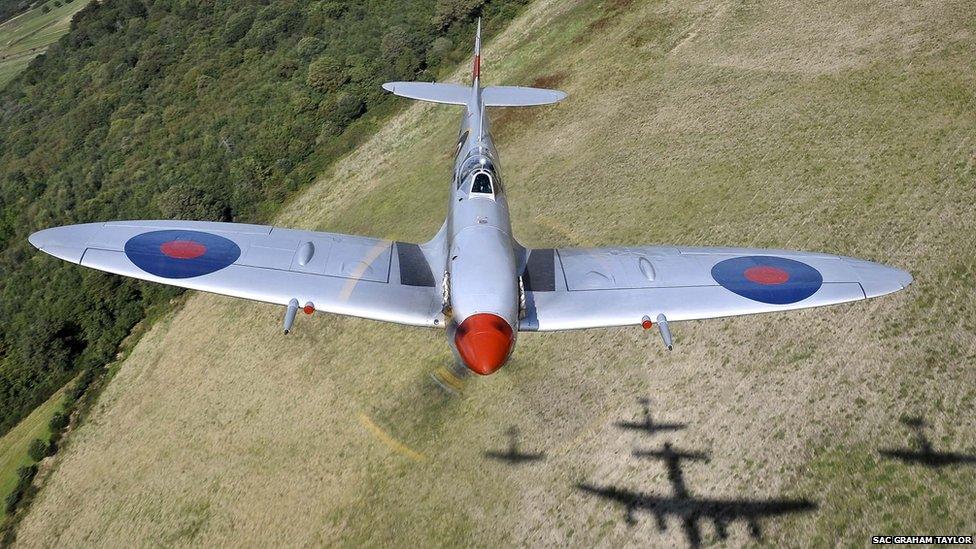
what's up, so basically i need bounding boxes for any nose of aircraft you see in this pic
[454,313,514,375]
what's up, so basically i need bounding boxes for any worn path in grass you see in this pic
[15,0,976,546]
[0,0,87,88]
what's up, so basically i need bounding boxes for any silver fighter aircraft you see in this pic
[29,22,912,376]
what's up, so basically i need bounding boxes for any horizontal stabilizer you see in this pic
[483,86,566,107]
[383,82,567,108]
[382,82,469,105]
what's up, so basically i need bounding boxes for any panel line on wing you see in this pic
[554,249,572,292]
[110,254,397,285]
[542,281,860,293]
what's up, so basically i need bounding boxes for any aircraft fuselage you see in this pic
[443,80,520,375]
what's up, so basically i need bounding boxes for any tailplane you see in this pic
[382,82,566,107]
[482,86,566,107]
[381,82,470,105]
[382,19,566,108]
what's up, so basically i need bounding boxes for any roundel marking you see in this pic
[743,265,790,285]
[711,255,823,304]
[160,240,207,259]
[124,230,241,279]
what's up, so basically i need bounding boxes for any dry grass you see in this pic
[13,0,976,546]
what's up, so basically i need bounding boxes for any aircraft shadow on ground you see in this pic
[878,416,976,468]
[579,408,817,548]
[483,426,546,465]
[614,397,687,436]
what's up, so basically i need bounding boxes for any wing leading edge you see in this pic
[518,245,911,332]
[29,221,444,327]
[30,223,910,332]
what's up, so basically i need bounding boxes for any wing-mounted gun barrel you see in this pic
[657,314,673,351]
[283,299,299,334]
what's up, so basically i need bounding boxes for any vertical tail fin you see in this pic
[472,18,481,85]
[472,18,483,141]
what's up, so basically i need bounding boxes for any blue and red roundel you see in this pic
[711,255,823,305]
[124,230,241,279]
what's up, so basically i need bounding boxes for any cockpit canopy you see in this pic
[457,154,502,196]
[457,154,495,187]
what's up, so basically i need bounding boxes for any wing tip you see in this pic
[846,257,913,298]
[27,230,44,251]
[28,224,101,264]
[874,265,913,297]
[895,268,913,290]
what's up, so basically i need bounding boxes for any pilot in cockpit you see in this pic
[471,171,493,194]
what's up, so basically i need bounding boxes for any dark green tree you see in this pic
[27,438,48,462]
[307,55,347,93]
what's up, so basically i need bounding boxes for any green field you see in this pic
[0,0,87,88]
[11,0,976,545]
[0,382,66,516]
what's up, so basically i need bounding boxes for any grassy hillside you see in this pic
[13,0,976,546]
[0,0,88,88]
[0,381,65,516]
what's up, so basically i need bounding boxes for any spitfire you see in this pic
[28,22,912,376]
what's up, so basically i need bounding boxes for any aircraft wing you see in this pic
[29,221,443,327]
[519,246,911,331]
